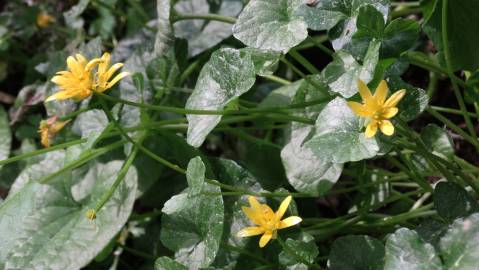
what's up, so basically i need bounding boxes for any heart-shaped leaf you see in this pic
[186,48,256,147]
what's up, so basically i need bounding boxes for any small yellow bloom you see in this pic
[95,52,130,93]
[38,117,70,148]
[36,11,55,28]
[46,53,128,102]
[348,80,406,138]
[237,196,302,248]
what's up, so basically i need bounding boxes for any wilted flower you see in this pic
[348,80,406,138]
[36,11,55,28]
[237,196,302,247]
[38,117,70,147]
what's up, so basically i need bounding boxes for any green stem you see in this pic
[305,36,333,56]
[426,107,479,148]
[117,243,156,260]
[263,74,291,85]
[93,145,139,213]
[430,106,478,118]
[172,13,237,24]
[391,7,422,18]
[224,244,270,265]
[441,0,478,145]
[289,50,320,74]
[0,139,86,166]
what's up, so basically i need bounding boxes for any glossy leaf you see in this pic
[440,213,479,270]
[305,97,380,163]
[279,233,318,267]
[323,40,380,98]
[160,158,225,269]
[0,160,138,270]
[329,235,385,270]
[233,0,308,52]
[384,228,442,270]
[155,257,188,270]
[186,156,206,197]
[434,182,478,222]
[186,48,256,147]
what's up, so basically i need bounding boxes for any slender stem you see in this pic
[263,74,291,85]
[38,140,125,184]
[430,106,478,118]
[289,50,320,74]
[0,139,86,166]
[224,244,270,265]
[93,144,139,212]
[172,13,237,24]
[305,36,333,56]
[117,243,156,260]
[426,108,479,148]
[391,7,422,18]
[441,0,478,145]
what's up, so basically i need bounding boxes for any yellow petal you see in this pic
[248,196,262,211]
[278,216,302,229]
[348,101,372,117]
[103,71,129,91]
[85,58,103,73]
[357,79,373,102]
[51,120,70,134]
[105,63,125,80]
[259,231,273,248]
[99,52,111,74]
[384,89,406,107]
[382,107,399,119]
[242,206,262,225]
[66,56,81,76]
[75,54,88,68]
[237,227,264,237]
[365,121,378,138]
[374,80,388,105]
[379,120,395,136]
[275,195,292,221]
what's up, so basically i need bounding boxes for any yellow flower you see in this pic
[47,54,102,102]
[46,53,128,102]
[348,80,406,138]
[36,11,55,28]
[95,52,129,93]
[237,196,302,248]
[38,117,70,148]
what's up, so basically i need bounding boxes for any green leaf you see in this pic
[381,18,419,58]
[279,78,342,195]
[440,213,479,270]
[160,170,224,268]
[355,5,385,39]
[186,156,206,197]
[155,257,188,270]
[174,0,243,57]
[423,0,479,71]
[209,158,264,269]
[421,124,454,158]
[323,40,380,98]
[294,1,346,31]
[329,235,385,270]
[0,160,138,269]
[384,228,443,270]
[241,48,281,76]
[63,0,90,29]
[279,233,319,267]
[305,97,380,163]
[186,48,256,147]
[0,105,11,170]
[434,182,478,222]
[386,76,429,121]
[354,5,419,58]
[326,0,390,50]
[233,0,308,52]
